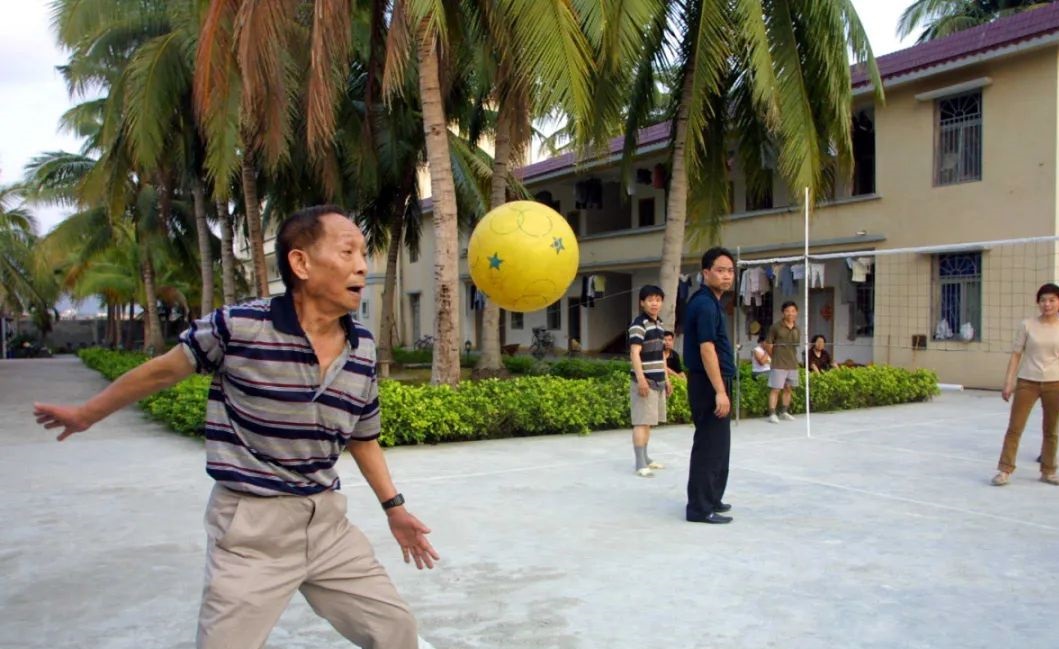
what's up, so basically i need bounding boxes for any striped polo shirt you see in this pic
[628,312,666,385]
[179,292,380,496]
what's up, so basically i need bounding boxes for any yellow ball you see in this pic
[467,201,580,313]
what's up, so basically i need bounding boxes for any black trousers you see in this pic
[686,372,732,519]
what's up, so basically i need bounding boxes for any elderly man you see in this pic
[34,205,437,649]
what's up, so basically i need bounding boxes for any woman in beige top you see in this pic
[992,283,1059,486]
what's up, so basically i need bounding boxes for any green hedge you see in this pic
[733,362,940,416]
[76,348,936,445]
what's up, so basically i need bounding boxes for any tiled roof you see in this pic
[514,121,671,182]
[852,3,1059,88]
[419,122,672,212]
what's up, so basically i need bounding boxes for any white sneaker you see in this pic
[768,413,780,424]
[635,467,655,478]
[647,460,665,470]
[781,412,796,421]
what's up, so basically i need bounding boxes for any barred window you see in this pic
[934,252,981,341]
[935,91,982,185]
[510,311,524,330]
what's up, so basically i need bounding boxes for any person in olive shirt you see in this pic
[682,247,736,524]
[765,301,801,424]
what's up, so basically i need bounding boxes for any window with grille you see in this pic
[935,91,982,185]
[546,301,562,330]
[510,311,524,330]
[934,252,981,341]
[854,270,874,338]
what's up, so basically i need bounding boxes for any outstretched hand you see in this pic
[34,403,91,441]
[387,508,440,570]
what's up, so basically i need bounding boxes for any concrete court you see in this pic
[2,357,1058,649]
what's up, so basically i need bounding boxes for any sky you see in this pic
[0,1,916,236]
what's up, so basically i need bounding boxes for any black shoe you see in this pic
[1038,455,1043,463]
[687,512,733,524]
[714,503,732,513]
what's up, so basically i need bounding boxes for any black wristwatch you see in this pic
[380,493,405,510]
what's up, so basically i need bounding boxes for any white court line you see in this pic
[809,411,1010,440]
[807,435,991,465]
[736,464,1059,532]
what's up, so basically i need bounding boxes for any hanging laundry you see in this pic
[838,264,858,304]
[809,263,825,289]
[851,257,873,283]
[777,265,795,296]
[591,275,606,295]
[739,266,767,306]
[580,275,595,307]
[791,264,806,281]
[675,274,692,331]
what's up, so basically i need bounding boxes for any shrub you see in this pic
[392,347,432,365]
[76,348,938,446]
[733,362,939,417]
[502,355,536,374]
[548,357,630,379]
[78,347,209,438]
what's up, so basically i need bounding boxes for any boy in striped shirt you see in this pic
[628,284,672,477]
[33,205,437,649]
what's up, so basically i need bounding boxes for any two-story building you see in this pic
[397,6,1059,389]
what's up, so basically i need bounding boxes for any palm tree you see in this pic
[898,0,1054,42]
[382,1,595,385]
[585,0,882,328]
[0,185,52,356]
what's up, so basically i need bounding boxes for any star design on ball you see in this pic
[488,252,503,270]
[551,237,565,254]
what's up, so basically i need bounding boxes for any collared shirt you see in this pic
[1014,317,1059,381]
[179,292,380,496]
[766,321,800,370]
[683,287,735,378]
[628,312,666,385]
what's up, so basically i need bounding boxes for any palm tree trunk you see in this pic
[139,237,165,354]
[241,153,269,298]
[126,300,135,349]
[218,199,237,305]
[475,102,513,377]
[417,27,461,387]
[113,301,122,348]
[378,195,406,372]
[659,72,694,330]
[192,179,214,316]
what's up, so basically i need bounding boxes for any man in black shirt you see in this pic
[663,331,685,379]
[682,247,736,524]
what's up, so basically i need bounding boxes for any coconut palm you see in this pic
[382,1,595,385]
[898,0,1054,42]
[0,186,50,331]
[585,0,882,328]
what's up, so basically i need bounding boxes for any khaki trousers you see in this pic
[998,379,1059,475]
[197,485,417,649]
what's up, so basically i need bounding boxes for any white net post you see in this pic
[803,188,811,439]
[734,246,742,427]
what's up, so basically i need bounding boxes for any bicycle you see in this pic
[529,327,554,360]
[412,335,435,351]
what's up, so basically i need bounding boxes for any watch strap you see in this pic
[380,493,405,510]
